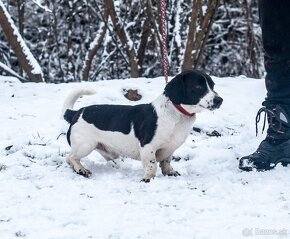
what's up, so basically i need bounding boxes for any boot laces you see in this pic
[255,107,284,136]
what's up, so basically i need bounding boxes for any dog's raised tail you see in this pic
[62,88,96,123]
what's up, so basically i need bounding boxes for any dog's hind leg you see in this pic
[96,143,118,161]
[140,146,157,182]
[159,157,180,177]
[66,143,95,177]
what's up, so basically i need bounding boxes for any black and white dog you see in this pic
[62,69,222,182]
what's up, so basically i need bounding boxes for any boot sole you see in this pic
[239,158,290,172]
[257,158,290,171]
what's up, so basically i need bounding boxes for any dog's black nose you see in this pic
[213,96,223,108]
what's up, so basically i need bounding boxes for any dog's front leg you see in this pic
[159,157,180,177]
[140,146,157,183]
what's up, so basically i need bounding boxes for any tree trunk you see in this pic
[67,1,74,81]
[0,0,43,82]
[194,0,220,67]
[50,0,65,82]
[104,0,139,78]
[243,0,260,78]
[17,0,24,35]
[182,0,220,70]
[182,0,203,70]
[16,0,25,76]
[83,7,109,81]
[137,0,155,70]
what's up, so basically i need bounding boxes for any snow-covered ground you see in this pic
[0,75,289,239]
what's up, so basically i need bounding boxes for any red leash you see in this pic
[161,0,169,83]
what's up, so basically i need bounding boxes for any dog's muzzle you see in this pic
[209,95,223,110]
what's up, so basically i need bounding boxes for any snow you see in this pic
[0,75,290,239]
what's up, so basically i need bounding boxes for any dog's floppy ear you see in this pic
[164,73,186,104]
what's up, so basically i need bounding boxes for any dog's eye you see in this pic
[194,85,203,90]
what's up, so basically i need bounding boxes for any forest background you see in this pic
[0,0,263,83]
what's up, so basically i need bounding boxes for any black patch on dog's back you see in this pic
[133,104,158,147]
[82,104,158,147]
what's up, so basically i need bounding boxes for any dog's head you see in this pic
[164,69,223,113]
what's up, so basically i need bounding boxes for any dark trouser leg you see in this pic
[239,0,290,171]
[259,0,290,140]
[259,0,290,106]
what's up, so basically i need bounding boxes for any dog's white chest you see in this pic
[152,115,195,160]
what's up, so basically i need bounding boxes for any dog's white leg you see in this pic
[159,157,180,177]
[140,146,157,182]
[66,143,95,177]
[66,154,92,177]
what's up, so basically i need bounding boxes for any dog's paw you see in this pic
[140,178,151,183]
[167,171,181,177]
[77,168,92,178]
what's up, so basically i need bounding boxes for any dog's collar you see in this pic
[173,103,195,117]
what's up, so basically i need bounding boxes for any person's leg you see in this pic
[239,0,290,171]
[260,0,290,106]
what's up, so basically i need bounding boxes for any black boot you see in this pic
[239,105,290,171]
